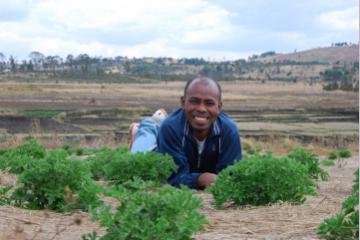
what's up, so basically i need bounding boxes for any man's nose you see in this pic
[196,102,207,112]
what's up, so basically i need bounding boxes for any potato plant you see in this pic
[7,149,102,211]
[318,169,359,239]
[87,149,177,185]
[0,139,46,174]
[288,147,328,180]
[94,186,206,240]
[328,150,338,160]
[210,154,316,208]
[338,149,352,158]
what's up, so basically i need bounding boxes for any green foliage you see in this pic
[0,186,12,205]
[22,110,61,117]
[97,186,206,240]
[328,151,338,160]
[87,149,177,184]
[321,160,336,167]
[210,154,316,208]
[318,169,359,239]
[0,149,8,156]
[62,144,98,156]
[338,149,352,158]
[288,148,328,181]
[86,147,126,179]
[243,145,260,155]
[0,139,46,174]
[321,67,349,82]
[81,231,98,240]
[8,149,102,211]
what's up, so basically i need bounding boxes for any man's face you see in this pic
[181,80,222,140]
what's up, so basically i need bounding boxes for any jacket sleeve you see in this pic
[156,123,201,189]
[215,125,242,173]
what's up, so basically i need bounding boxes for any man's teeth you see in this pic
[194,116,207,122]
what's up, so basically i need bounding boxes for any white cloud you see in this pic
[0,0,358,60]
[317,7,359,31]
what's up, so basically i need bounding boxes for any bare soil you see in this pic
[0,81,358,148]
[0,156,358,240]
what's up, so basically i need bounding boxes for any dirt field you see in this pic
[0,155,358,240]
[0,80,358,239]
[0,80,357,111]
[0,80,358,149]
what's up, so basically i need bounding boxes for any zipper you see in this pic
[197,153,201,169]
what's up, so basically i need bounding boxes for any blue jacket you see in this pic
[156,108,242,189]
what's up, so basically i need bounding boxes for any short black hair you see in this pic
[183,76,222,100]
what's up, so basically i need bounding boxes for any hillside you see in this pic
[0,44,358,87]
[256,44,359,64]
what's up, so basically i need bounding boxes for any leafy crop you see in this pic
[0,139,46,174]
[7,149,102,211]
[87,149,177,184]
[243,144,260,155]
[86,147,127,179]
[62,144,100,156]
[328,151,338,160]
[318,169,359,239]
[0,140,206,239]
[321,160,336,167]
[81,231,98,240]
[95,186,206,240]
[288,147,328,181]
[338,149,352,158]
[210,154,316,208]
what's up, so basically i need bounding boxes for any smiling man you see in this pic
[156,77,242,189]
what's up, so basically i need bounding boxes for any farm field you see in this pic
[0,79,358,239]
[0,155,358,239]
[0,80,358,151]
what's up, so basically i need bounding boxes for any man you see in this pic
[129,77,242,189]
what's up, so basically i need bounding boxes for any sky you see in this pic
[0,0,358,61]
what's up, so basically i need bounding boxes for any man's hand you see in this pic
[198,172,217,188]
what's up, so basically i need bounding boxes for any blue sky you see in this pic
[0,0,358,61]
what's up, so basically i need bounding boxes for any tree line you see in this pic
[0,50,358,91]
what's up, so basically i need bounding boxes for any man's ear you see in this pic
[180,96,185,107]
[218,101,223,111]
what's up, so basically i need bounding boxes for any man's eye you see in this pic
[205,101,215,106]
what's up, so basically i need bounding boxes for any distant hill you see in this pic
[1,44,358,89]
[256,44,359,64]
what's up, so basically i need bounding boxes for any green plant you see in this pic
[318,169,359,239]
[8,149,102,211]
[338,149,352,158]
[0,139,46,174]
[22,110,61,117]
[243,145,260,155]
[0,186,11,205]
[288,147,328,180]
[81,231,98,240]
[210,154,316,208]
[97,186,206,240]
[328,151,338,160]
[87,149,177,184]
[321,160,336,167]
[62,144,96,156]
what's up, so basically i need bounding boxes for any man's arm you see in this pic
[157,123,201,189]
